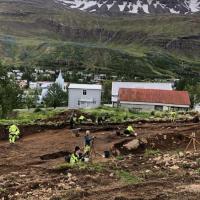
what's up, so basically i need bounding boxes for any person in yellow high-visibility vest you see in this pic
[84,130,94,156]
[170,111,177,122]
[9,124,20,144]
[70,146,82,165]
[79,115,86,124]
[124,125,137,136]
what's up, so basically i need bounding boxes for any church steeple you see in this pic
[55,70,64,90]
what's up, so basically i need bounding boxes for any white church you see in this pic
[33,70,68,104]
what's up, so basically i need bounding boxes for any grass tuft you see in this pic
[144,149,161,157]
[116,170,142,185]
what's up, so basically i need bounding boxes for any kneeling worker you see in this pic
[9,124,20,144]
[79,115,86,124]
[70,146,82,165]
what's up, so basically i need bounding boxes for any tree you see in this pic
[0,62,23,118]
[21,66,34,88]
[102,80,112,104]
[44,83,68,108]
[25,90,39,109]
[176,78,200,107]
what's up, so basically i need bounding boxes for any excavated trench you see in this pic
[40,150,70,160]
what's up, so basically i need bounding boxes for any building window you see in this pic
[83,90,87,95]
[155,105,163,111]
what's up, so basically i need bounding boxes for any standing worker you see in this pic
[8,124,20,144]
[84,130,94,156]
[170,111,176,122]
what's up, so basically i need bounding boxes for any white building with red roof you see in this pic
[118,88,190,112]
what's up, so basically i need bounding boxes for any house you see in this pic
[194,104,200,112]
[68,84,102,109]
[118,88,190,112]
[7,72,14,78]
[112,82,173,106]
[37,81,54,89]
[29,82,38,90]
[17,80,27,88]
[94,74,106,82]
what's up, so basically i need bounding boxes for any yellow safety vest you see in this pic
[70,153,79,164]
[127,125,134,132]
[9,125,20,135]
[79,115,85,120]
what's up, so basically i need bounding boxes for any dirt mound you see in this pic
[112,132,190,155]
[40,109,95,124]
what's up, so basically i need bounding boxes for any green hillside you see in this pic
[0,0,200,79]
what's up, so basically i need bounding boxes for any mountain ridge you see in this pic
[56,0,200,15]
[0,0,200,80]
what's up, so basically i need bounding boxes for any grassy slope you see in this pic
[0,0,200,78]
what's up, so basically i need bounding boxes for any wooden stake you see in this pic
[185,132,200,152]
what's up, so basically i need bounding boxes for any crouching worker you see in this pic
[9,124,20,144]
[70,146,82,165]
[170,111,176,122]
[84,130,94,156]
[78,115,86,124]
[124,125,137,137]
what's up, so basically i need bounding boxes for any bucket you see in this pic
[104,151,110,158]
[84,157,89,162]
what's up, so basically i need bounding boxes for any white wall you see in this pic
[68,88,101,109]
[120,103,155,111]
[120,102,189,112]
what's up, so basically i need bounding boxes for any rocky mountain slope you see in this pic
[0,0,200,79]
[56,0,200,15]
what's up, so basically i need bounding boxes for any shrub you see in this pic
[34,107,42,113]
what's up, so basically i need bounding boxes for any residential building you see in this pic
[29,82,38,90]
[194,104,200,112]
[17,80,27,88]
[68,84,102,109]
[112,82,173,106]
[118,88,190,112]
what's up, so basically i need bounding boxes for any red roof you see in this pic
[119,88,190,106]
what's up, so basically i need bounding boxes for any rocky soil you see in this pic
[1,121,200,199]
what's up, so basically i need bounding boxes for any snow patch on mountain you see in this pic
[189,0,200,12]
[56,0,200,14]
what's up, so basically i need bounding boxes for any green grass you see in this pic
[0,187,7,193]
[116,155,125,161]
[0,108,65,125]
[196,168,200,175]
[83,106,151,123]
[56,162,105,173]
[116,170,142,185]
[0,2,200,79]
[144,149,161,157]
